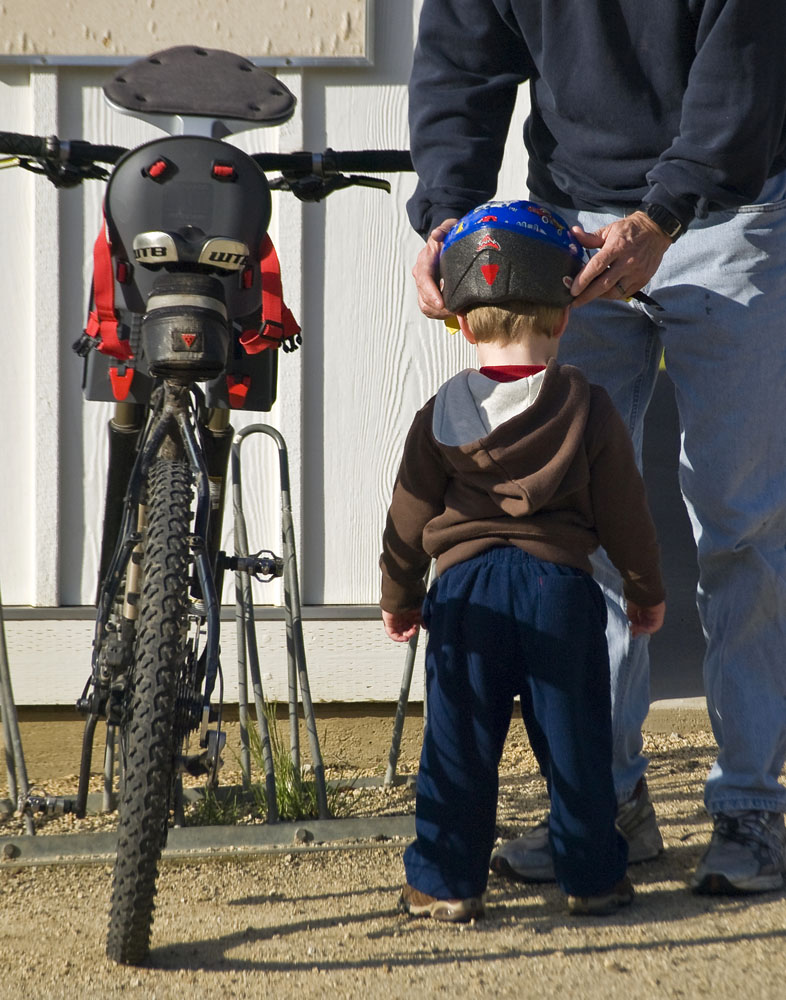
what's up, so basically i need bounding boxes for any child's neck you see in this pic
[474,340,557,368]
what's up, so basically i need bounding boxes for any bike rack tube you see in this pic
[0,586,35,834]
[232,423,330,821]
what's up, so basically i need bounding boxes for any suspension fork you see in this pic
[200,407,233,579]
[103,383,222,716]
[132,382,224,746]
[77,383,225,814]
[92,389,180,650]
[77,393,166,816]
[95,402,146,603]
[175,402,223,746]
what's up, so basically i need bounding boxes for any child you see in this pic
[380,200,665,921]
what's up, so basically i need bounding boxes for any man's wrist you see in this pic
[640,203,685,242]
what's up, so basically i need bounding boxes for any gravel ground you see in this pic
[2,713,786,999]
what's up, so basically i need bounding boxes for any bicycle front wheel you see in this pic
[106,458,193,965]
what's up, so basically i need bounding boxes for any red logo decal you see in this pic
[181,333,197,348]
[480,215,498,223]
[477,235,501,252]
[481,264,499,286]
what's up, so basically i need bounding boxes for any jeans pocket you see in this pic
[736,198,786,217]
[735,170,786,215]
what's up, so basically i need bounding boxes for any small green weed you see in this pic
[248,703,357,821]
[187,784,247,826]
[187,702,358,826]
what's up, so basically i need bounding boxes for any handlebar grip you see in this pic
[251,151,313,172]
[330,149,413,173]
[252,148,413,175]
[67,140,126,165]
[0,132,126,165]
[0,131,51,158]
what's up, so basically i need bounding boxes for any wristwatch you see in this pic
[642,203,685,242]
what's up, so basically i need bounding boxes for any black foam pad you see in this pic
[104,46,296,125]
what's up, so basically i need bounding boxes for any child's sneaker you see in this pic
[398,884,485,923]
[691,810,786,894]
[567,876,635,916]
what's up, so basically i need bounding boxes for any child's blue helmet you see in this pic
[439,200,583,313]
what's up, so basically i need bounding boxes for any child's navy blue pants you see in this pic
[404,546,628,899]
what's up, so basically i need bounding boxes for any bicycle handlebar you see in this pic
[0,131,127,164]
[0,130,413,179]
[252,149,413,174]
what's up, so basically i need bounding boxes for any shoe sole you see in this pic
[627,843,663,865]
[567,892,634,916]
[489,853,555,883]
[691,871,784,895]
[398,897,485,923]
[490,845,662,884]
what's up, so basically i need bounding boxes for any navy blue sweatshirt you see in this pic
[407,1,786,238]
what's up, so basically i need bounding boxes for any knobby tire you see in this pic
[106,458,193,965]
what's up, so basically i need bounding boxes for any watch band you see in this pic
[642,203,684,242]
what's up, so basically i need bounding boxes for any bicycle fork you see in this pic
[74,382,227,818]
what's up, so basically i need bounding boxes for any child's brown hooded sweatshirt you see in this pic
[380,359,665,614]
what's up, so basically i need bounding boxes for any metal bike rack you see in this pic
[0,585,35,835]
[383,632,420,786]
[231,424,329,821]
[383,564,432,786]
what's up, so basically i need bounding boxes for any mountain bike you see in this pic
[0,45,412,966]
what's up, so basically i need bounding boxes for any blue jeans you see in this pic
[545,172,786,815]
[404,547,627,899]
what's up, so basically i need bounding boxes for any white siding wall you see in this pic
[0,0,530,701]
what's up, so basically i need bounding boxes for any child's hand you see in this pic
[626,600,666,638]
[382,608,423,643]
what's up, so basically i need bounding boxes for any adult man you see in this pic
[407,0,786,893]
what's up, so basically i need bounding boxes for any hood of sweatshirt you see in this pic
[430,358,592,518]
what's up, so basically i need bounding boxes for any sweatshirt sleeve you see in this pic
[645,1,786,223]
[586,391,665,608]
[407,0,533,238]
[380,405,449,613]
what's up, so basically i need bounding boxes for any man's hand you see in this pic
[569,211,672,307]
[412,218,459,319]
[626,600,666,638]
[382,608,423,643]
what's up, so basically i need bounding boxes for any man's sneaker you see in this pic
[615,778,663,860]
[691,810,786,894]
[398,884,485,923]
[490,777,663,883]
[567,875,635,916]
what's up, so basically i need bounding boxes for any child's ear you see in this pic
[552,306,571,340]
[457,312,476,344]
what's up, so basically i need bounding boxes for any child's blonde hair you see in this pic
[465,299,565,344]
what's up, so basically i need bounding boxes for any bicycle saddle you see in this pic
[104,46,296,127]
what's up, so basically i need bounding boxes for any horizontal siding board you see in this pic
[4,617,425,706]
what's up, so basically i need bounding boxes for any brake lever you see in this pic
[16,157,110,188]
[344,174,391,193]
[269,172,391,202]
